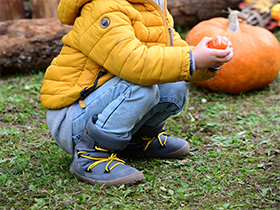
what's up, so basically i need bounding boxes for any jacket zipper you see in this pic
[163,0,174,46]
[168,27,174,46]
[148,0,174,46]
[80,1,174,109]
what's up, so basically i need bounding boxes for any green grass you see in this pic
[1,71,279,209]
[1,32,280,209]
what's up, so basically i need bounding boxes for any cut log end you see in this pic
[0,18,72,77]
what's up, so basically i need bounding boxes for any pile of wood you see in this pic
[0,18,71,76]
[0,0,60,21]
[0,0,242,76]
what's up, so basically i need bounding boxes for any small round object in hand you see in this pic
[208,36,228,50]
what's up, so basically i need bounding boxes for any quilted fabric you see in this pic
[40,0,219,109]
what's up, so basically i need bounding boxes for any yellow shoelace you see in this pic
[78,146,125,173]
[141,131,168,151]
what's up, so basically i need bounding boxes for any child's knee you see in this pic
[173,82,189,103]
[134,85,160,106]
[159,82,189,105]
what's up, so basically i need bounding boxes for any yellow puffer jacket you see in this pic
[40,0,219,109]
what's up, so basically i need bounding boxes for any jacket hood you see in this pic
[57,0,91,25]
[57,0,148,25]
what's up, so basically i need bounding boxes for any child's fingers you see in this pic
[221,36,229,42]
[212,47,233,58]
[198,37,212,46]
[216,49,234,63]
[227,40,232,48]
[221,35,232,47]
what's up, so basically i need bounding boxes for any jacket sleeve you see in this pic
[74,3,214,85]
[165,12,221,82]
[173,28,190,47]
[76,11,190,85]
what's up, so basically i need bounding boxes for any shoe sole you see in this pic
[69,164,144,187]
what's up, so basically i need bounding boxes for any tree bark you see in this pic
[0,18,72,77]
[168,0,243,27]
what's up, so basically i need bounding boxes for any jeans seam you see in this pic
[101,85,132,128]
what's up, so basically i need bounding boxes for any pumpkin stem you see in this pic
[227,8,247,32]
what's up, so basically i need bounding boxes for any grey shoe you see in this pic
[121,122,190,158]
[70,116,144,187]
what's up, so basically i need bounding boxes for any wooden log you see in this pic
[0,0,25,21]
[168,0,243,27]
[0,18,72,77]
[32,0,60,18]
[0,0,243,76]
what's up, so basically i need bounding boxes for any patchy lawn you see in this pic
[0,71,279,209]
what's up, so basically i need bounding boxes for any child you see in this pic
[40,0,233,186]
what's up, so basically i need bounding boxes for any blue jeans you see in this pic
[72,77,189,145]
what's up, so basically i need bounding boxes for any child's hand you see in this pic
[192,36,233,70]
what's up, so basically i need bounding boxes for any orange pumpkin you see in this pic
[185,10,280,94]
